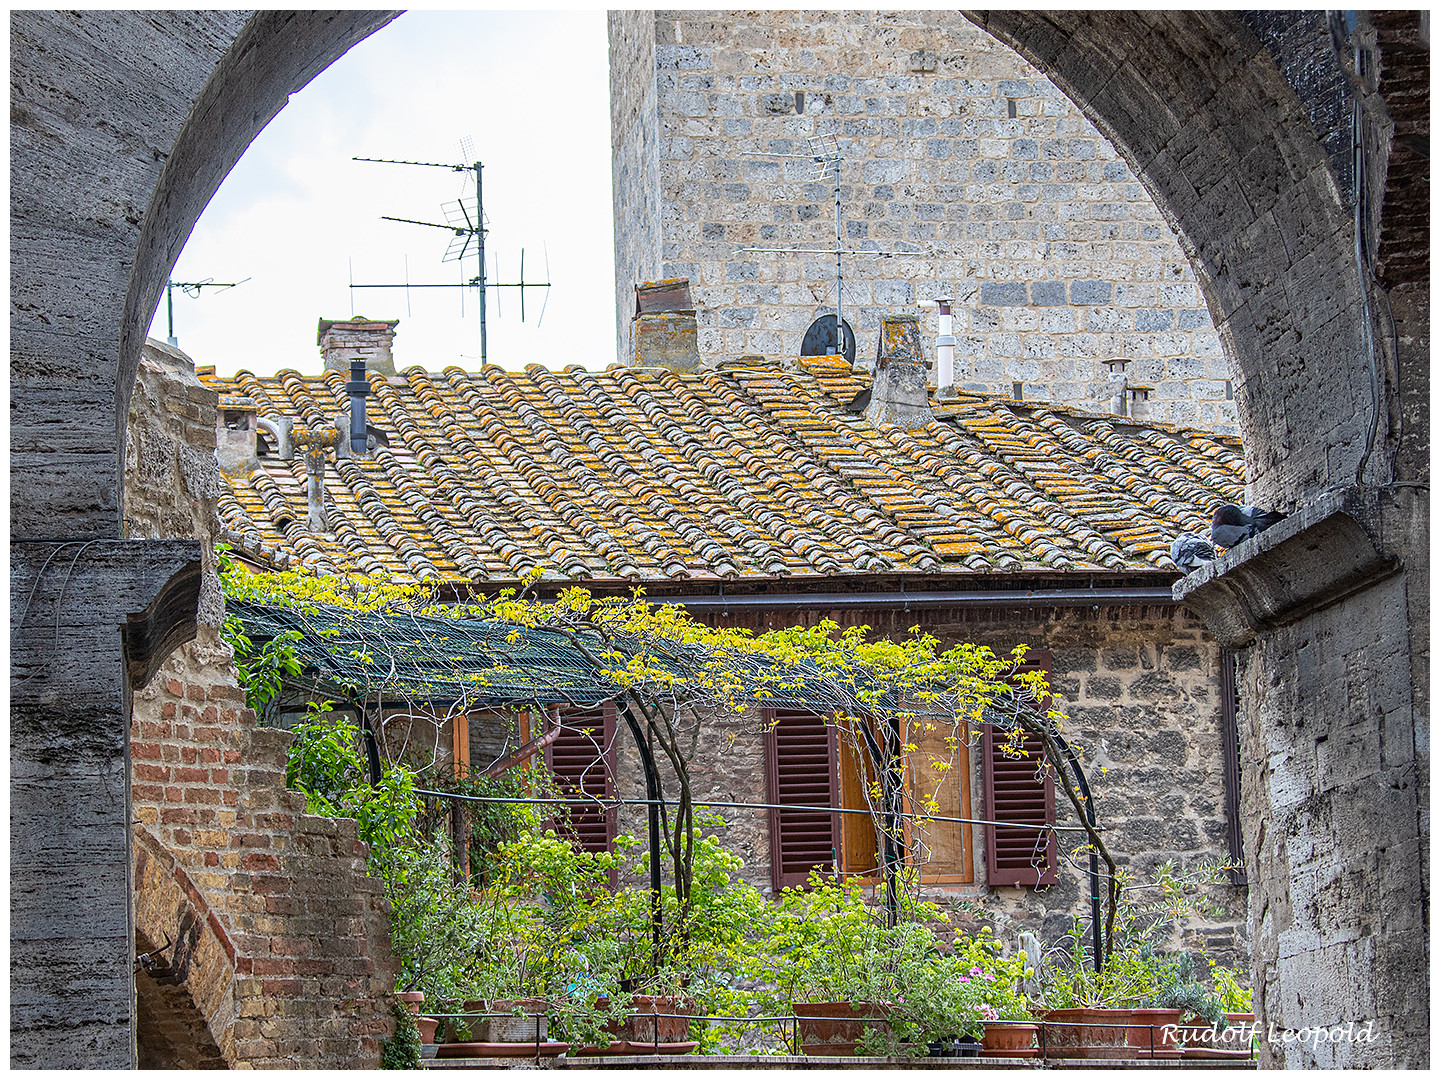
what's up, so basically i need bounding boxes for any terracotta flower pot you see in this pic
[1041,1008,1135,1059]
[794,1001,888,1056]
[415,1016,439,1045]
[396,991,425,1016]
[1126,1008,1181,1057]
[622,994,692,1044]
[982,1021,1038,1051]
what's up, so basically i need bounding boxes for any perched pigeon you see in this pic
[1170,532,1217,573]
[1210,503,1286,549]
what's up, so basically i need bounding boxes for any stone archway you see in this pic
[968,11,1428,1069]
[11,11,399,1066]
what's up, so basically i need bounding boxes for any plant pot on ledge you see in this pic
[981,1021,1038,1055]
[396,991,425,1016]
[1041,1008,1135,1059]
[1126,1008,1182,1058]
[794,1002,888,1056]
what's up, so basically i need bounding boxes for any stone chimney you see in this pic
[864,315,935,429]
[631,279,700,371]
[215,395,261,475]
[317,317,398,375]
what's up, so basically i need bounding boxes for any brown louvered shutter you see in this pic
[983,653,1058,886]
[1219,649,1247,886]
[546,703,616,855]
[765,709,840,890]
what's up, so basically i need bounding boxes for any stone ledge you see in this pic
[1173,487,1400,647]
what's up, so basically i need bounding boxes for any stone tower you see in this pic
[609,10,1238,434]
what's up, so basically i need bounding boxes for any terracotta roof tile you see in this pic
[204,361,1245,584]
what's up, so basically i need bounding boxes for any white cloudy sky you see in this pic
[151,10,616,375]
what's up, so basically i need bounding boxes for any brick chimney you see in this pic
[317,317,398,375]
[864,315,934,429]
[630,279,700,371]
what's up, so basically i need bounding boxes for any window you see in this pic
[905,717,975,884]
[981,651,1059,886]
[764,709,877,889]
[765,709,977,888]
[544,703,616,855]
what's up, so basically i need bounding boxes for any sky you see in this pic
[150,10,616,376]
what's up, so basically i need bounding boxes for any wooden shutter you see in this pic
[908,719,974,883]
[546,703,616,855]
[765,709,840,890]
[1219,650,1247,886]
[983,652,1057,886]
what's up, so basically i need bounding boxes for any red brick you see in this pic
[163,785,183,802]
[250,958,299,976]
[199,747,221,763]
[241,852,282,872]
[186,683,207,702]
[223,790,239,806]
[261,978,303,996]
[161,745,180,763]
[210,769,229,784]
[161,808,199,825]
[204,851,220,866]
[131,741,163,761]
[180,746,199,764]
[173,829,192,845]
[164,677,184,697]
[134,763,169,782]
[184,787,222,804]
[208,684,245,702]
[160,701,177,719]
[132,783,165,801]
[174,766,208,782]
[224,749,243,764]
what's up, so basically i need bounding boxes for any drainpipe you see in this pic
[346,358,369,457]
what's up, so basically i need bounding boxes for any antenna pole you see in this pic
[476,161,487,364]
[166,282,177,346]
[834,155,843,356]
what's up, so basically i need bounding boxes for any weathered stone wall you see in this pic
[610,10,1235,432]
[610,9,665,367]
[611,600,1249,973]
[123,341,399,1067]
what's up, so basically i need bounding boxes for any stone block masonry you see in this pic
[609,10,1237,433]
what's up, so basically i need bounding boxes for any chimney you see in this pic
[864,315,935,429]
[317,316,398,375]
[1105,357,1131,416]
[346,359,370,456]
[932,296,956,395]
[215,395,260,475]
[631,279,700,371]
[296,427,339,532]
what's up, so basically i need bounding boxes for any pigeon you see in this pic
[1170,532,1217,573]
[1210,503,1286,549]
[843,386,872,414]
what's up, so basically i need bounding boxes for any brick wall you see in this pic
[610,10,1236,433]
[125,341,399,1067]
[130,650,399,1068]
[607,600,1249,973]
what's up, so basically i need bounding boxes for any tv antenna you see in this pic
[737,134,920,360]
[162,278,249,347]
[351,143,550,363]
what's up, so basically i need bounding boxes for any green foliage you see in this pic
[380,1001,422,1069]
[1208,961,1253,1014]
[221,615,302,717]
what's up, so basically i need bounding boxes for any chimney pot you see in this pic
[631,279,701,371]
[864,315,934,429]
[318,316,398,375]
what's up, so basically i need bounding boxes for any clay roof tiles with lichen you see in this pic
[202,358,1244,585]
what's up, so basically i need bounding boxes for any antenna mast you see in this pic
[352,145,549,363]
[738,134,919,359]
[163,278,249,347]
